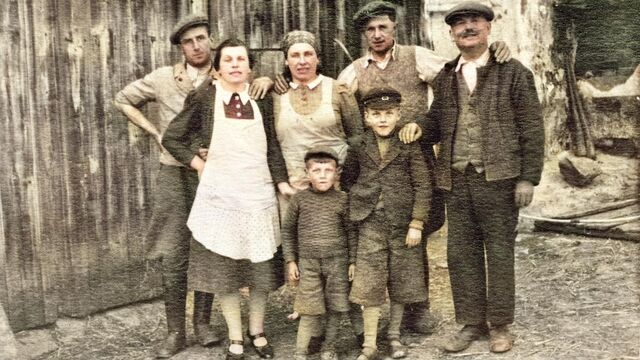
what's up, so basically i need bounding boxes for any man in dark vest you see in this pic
[422,1,544,353]
[337,0,511,334]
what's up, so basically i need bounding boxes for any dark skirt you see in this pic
[187,239,285,295]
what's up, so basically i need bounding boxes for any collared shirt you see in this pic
[455,49,490,93]
[289,74,324,90]
[338,43,448,91]
[186,63,212,88]
[215,82,254,119]
[216,82,251,105]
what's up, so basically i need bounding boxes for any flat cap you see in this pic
[362,87,402,110]
[445,1,494,25]
[304,146,340,163]
[353,1,396,31]
[170,14,209,45]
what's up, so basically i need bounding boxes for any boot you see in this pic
[402,302,439,334]
[193,291,221,346]
[155,331,186,358]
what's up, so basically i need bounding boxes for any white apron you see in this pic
[276,76,349,190]
[188,83,280,263]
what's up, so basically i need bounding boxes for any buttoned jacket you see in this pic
[421,56,545,191]
[342,131,431,226]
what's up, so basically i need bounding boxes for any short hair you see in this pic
[305,155,338,169]
[212,38,255,71]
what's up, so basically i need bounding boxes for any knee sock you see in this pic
[388,301,404,339]
[323,311,344,351]
[296,315,322,354]
[248,289,268,347]
[219,292,243,354]
[362,306,382,349]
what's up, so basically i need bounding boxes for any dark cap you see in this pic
[444,1,494,25]
[170,14,209,45]
[362,87,402,110]
[353,1,397,31]
[304,146,339,164]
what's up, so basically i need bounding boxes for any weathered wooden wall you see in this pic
[0,0,191,331]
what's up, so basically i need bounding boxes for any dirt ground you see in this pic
[17,155,639,360]
[17,226,637,360]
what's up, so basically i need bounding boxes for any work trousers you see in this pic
[445,168,518,326]
[146,165,213,334]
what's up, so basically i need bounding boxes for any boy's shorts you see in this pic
[349,210,427,307]
[294,255,351,315]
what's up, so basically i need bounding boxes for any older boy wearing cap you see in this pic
[337,1,512,334]
[114,14,273,358]
[422,1,544,353]
[342,87,431,360]
[281,146,357,360]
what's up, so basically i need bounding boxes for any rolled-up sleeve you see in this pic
[415,46,448,85]
[114,72,159,107]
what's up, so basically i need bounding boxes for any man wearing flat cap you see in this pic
[421,1,544,353]
[114,13,222,358]
[338,0,510,336]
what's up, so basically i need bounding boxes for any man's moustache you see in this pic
[459,30,479,38]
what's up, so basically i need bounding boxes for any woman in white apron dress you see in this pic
[162,39,294,360]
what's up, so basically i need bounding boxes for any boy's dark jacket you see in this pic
[342,130,431,226]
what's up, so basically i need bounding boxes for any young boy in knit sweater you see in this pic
[281,146,357,360]
[342,87,431,360]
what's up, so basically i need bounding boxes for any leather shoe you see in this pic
[154,331,186,358]
[489,325,513,353]
[320,349,339,360]
[388,336,407,359]
[402,304,439,334]
[307,335,325,354]
[226,339,245,360]
[442,324,488,353]
[248,331,274,358]
[194,323,221,346]
[355,346,378,360]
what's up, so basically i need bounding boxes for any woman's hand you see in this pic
[277,182,297,197]
[190,155,206,179]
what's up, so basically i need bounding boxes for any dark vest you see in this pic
[452,71,483,173]
[354,45,430,126]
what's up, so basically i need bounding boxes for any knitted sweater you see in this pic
[281,188,357,264]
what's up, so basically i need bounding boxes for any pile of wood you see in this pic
[532,199,640,241]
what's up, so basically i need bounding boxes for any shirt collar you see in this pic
[215,81,251,105]
[289,74,324,90]
[363,41,397,68]
[455,48,491,72]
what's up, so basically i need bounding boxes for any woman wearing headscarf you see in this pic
[273,30,363,195]
[273,30,364,358]
[162,38,294,360]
